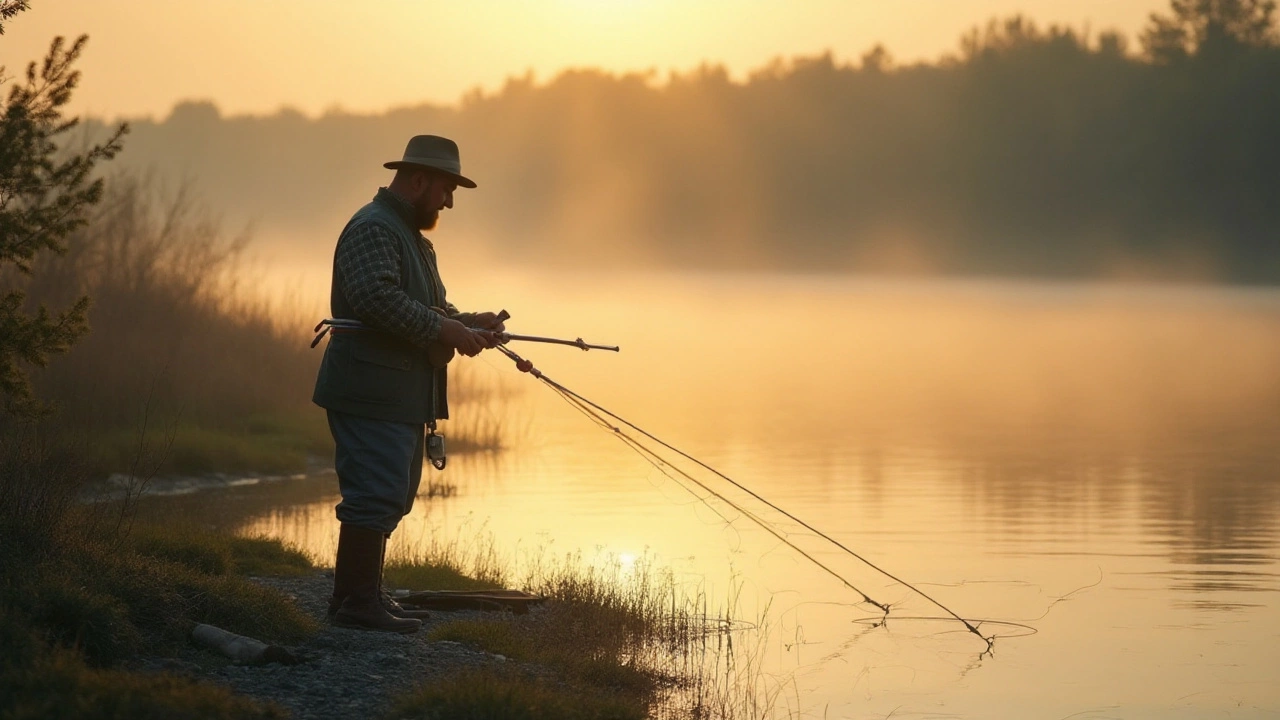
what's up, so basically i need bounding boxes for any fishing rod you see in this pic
[494,343,997,651]
[310,314,619,352]
[308,309,995,648]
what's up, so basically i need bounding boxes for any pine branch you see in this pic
[0,1,31,35]
[0,29,126,417]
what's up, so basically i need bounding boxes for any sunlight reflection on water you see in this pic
[173,273,1278,718]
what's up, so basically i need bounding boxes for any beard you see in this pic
[415,205,440,231]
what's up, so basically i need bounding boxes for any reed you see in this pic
[387,529,785,719]
[7,172,509,478]
[385,522,509,592]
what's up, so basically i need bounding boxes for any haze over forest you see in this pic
[86,10,1280,283]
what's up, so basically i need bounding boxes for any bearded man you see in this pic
[312,135,502,633]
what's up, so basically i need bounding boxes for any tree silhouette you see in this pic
[1143,0,1279,62]
[0,7,126,416]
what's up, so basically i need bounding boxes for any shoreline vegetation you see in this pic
[1,488,766,719]
[8,172,511,481]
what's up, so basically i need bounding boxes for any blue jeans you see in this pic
[327,410,424,534]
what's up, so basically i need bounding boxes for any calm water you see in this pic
[167,272,1280,718]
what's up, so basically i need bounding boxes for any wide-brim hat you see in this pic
[384,134,477,189]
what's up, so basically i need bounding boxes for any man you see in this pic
[313,135,502,633]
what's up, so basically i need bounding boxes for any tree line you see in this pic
[88,1,1280,283]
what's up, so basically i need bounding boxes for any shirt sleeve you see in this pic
[334,220,443,348]
[445,301,478,327]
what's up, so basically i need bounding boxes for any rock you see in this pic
[140,573,527,720]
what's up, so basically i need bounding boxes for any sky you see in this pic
[3,0,1166,120]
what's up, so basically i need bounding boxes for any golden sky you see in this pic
[4,0,1166,119]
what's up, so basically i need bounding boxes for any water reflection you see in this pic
[141,275,1280,718]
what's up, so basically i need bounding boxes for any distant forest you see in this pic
[89,2,1280,282]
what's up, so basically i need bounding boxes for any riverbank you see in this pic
[87,405,507,481]
[1,518,731,719]
[184,572,638,720]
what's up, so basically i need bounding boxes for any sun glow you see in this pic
[7,0,1167,118]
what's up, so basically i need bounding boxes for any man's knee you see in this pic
[335,496,405,535]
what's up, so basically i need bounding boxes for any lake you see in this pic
[155,270,1280,719]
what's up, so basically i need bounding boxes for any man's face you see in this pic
[411,171,456,231]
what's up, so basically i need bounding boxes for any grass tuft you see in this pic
[29,574,143,666]
[1,561,293,720]
[2,518,319,672]
[3,646,288,720]
[383,561,501,593]
[128,524,314,578]
[227,535,315,577]
[397,542,751,717]
[384,525,508,592]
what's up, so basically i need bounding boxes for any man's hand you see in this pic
[470,311,507,332]
[437,318,496,357]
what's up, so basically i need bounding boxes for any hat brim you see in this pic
[384,160,477,189]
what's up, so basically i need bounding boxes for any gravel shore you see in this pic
[133,571,512,720]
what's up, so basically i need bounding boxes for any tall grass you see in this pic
[0,446,315,720]
[388,529,787,719]
[3,172,509,477]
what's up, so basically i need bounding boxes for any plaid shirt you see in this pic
[333,190,458,348]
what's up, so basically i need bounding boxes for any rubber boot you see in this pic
[331,524,421,634]
[380,533,431,621]
[327,523,359,620]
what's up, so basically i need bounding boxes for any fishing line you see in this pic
[850,616,1037,639]
[495,344,995,650]
[550,383,740,529]
[548,375,886,611]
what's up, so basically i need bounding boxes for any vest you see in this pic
[312,189,450,424]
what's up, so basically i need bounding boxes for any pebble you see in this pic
[148,571,512,720]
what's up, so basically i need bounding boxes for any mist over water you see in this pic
[89,12,1280,284]
[155,270,1280,718]
[9,1,1280,715]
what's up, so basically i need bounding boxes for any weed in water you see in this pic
[385,524,509,591]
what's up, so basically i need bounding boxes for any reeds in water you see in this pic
[388,529,789,719]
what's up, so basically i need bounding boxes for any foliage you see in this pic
[0,21,127,416]
[0,518,313,718]
[1143,0,1279,61]
[0,1,30,35]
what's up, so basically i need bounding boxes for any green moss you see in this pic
[388,668,645,720]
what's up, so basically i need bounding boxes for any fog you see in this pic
[83,14,1280,286]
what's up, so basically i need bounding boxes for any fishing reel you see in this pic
[427,423,446,470]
